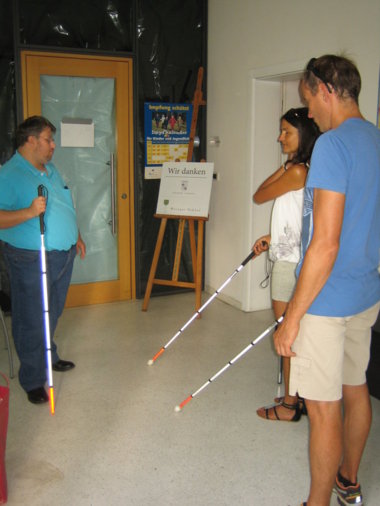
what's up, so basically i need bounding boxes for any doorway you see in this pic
[242,61,305,312]
[21,50,135,306]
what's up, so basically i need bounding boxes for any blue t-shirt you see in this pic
[0,151,78,251]
[299,118,380,317]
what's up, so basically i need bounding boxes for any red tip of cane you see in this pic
[175,395,192,412]
[154,347,165,360]
[49,387,55,415]
[148,347,165,365]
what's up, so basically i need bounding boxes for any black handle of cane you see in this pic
[242,240,268,266]
[241,250,256,266]
[37,184,45,234]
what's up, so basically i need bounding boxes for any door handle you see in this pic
[109,153,116,236]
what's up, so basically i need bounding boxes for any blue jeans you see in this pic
[2,242,76,392]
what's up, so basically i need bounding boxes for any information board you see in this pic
[156,162,214,218]
[144,103,193,179]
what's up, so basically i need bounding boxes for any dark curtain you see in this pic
[0,0,207,299]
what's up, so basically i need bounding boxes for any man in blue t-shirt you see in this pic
[274,56,380,506]
[0,116,86,405]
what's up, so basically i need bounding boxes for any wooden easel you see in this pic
[142,67,207,311]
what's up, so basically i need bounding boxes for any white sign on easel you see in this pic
[156,162,214,218]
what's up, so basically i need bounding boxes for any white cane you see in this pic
[175,316,284,412]
[38,184,55,415]
[147,250,261,366]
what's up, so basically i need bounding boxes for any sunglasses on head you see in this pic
[307,58,333,93]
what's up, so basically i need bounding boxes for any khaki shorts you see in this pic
[289,302,380,401]
[271,261,297,303]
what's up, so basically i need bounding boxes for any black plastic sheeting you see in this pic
[0,0,207,298]
[19,0,134,51]
[136,1,207,295]
[0,1,17,165]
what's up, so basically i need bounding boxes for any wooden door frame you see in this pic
[20,50,136,305]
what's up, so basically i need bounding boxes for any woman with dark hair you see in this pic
[252,107,320,421]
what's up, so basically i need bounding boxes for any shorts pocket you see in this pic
[291,356,311,369]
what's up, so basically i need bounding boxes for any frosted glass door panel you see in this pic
[40,75,118,284]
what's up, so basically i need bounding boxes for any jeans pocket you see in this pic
[3,243,39,266]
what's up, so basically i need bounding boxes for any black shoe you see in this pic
[52,359,75,372]
[0,290,11,315]
[27,387,49,404]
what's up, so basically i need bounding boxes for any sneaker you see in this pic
[333,474,363,505]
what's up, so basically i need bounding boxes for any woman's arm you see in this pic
[253,164,307,204]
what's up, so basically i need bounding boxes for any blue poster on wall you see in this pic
[144,102,193,179]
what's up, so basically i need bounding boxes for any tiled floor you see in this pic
[1,292,379,505]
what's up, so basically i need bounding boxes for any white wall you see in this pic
[205,0,380,311]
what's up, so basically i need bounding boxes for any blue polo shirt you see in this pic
[0,151,78,251]
[298,119,380,316]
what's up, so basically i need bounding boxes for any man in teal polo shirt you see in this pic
[0,115,86,404]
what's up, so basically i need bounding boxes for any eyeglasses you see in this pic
[38,136,55,144]
[306,58,332,93]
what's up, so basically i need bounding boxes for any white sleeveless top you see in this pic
[269,187,304,263]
